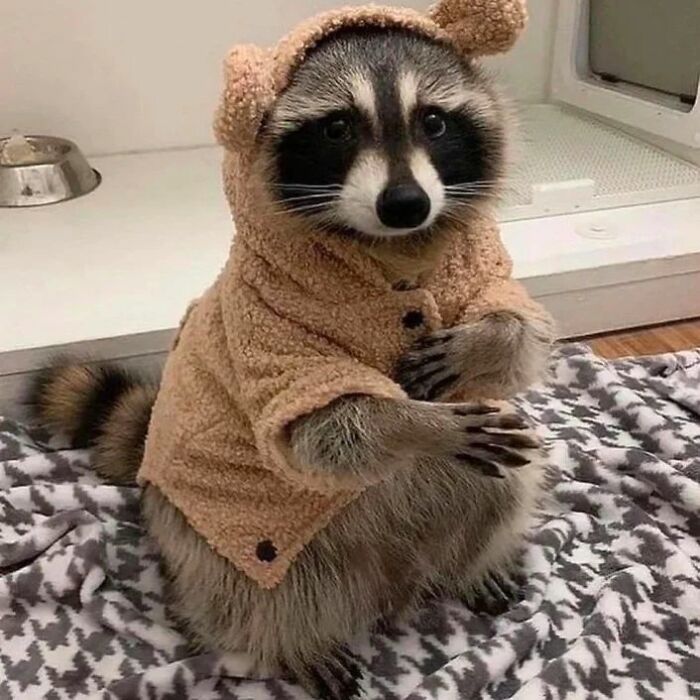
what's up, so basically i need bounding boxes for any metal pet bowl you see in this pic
[0,135,101,208]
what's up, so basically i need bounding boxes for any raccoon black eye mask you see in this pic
[267,28,508,240]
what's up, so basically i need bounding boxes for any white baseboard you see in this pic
[532,271,700,338]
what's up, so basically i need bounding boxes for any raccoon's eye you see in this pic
[422,110,447,140]
[323,116,354,143]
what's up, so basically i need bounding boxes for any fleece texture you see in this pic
[138,0,539,590]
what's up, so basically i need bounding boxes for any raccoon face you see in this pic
[264,28,508,240]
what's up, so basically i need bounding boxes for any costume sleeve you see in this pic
[228,282,407,494]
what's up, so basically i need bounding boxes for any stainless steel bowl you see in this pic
[0,135,100,208]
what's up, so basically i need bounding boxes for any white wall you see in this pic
[485,0,558,103]
[0,0,557,156]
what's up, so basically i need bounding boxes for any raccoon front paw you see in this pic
[439,402,541,479]
[296,648,363,700]
[396,313,556,401]
[395,328,464,400]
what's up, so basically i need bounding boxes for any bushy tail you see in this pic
[27,360,159,484]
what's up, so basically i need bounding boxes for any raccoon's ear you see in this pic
[430,0,527,56]
[214,45,276,152]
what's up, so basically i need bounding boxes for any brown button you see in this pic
[402,310,425,329]
[256,540,278,563]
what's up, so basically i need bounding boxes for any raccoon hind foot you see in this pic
[462,570,526,617]
[294,648,363,700]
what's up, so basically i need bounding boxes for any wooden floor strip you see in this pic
[582,319,700,359]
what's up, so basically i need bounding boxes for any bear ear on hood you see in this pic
[429,0,527,56]
[214,45,276,152]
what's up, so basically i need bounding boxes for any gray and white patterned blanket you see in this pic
[2,344,700,700]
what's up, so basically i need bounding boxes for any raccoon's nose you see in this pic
[377,183,431,229]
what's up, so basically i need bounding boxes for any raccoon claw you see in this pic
[458,455,508,479]
[412,331,454,351]
[300,649,363,700]
[372,615,395,635]
[456,444,532,472]
[401,367,459,402]
[395,330,461,400]
[450,405,539,478]
[452,404,529,429]
[464,572,523,616]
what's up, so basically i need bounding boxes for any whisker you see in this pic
[442,200,488,218]
[444,184,501,191]
[445,183,504,187]
[444,191,495,197]
[278,193,340,203]
[442,182,507,186]
[277,183,344,191]
[436,211,470,229]
[276,202,335,216]
[286,203,333,213]
[444,178,513,189]
[444,185,516,200]
[445,191,497,197]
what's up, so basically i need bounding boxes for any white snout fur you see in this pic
[337,148,445,239]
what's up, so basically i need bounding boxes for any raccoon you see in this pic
[29,28,554,700]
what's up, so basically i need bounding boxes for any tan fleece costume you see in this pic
[138,0,542,590]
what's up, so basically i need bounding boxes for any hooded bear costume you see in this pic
[138,0,548,590]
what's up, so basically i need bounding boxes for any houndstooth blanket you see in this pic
[1,344,700,700]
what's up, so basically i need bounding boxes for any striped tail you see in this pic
[27,360,159,484]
